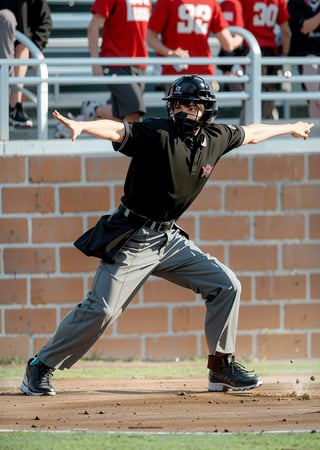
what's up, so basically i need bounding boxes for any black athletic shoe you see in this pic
[9,102,33,128]
[208,355,262,392]
[20,358,56,396]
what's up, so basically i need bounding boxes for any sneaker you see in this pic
[9,102,33,128]
[80,100,103,120]
[208,355,262,392]
[20,358,56,396]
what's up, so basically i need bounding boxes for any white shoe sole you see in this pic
[208,379,263,392]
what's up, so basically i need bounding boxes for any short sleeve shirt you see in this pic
[113,118,245,220]
[220,0,244,27]
[239,0,289,48]
[91,0,151,63]
[148,0,229,75]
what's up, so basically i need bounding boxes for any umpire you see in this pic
[20,75,313,396]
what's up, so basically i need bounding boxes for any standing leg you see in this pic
[154,230,262,392]
[20,227,167,395]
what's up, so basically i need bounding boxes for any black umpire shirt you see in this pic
[114,118,245,221]
[74,117,245,262]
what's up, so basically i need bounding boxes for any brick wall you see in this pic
[1,145,319,362]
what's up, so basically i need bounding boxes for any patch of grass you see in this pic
[0,431,319,450]
[0,358,319,381]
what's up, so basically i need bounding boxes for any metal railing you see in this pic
[1,27,319,140]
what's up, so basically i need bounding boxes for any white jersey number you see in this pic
[253,2,279,27]
[177,4,212,35]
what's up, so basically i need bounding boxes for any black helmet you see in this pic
[163,75,218,129]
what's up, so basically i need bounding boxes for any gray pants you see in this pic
[0,10,16,69]
[39,227,241,369]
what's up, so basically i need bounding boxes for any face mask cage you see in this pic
[167,100,204,134]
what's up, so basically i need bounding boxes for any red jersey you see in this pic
[239,0,289,48]
[91,0,151,67]
[220,0,244,27]
[148,0,229,75]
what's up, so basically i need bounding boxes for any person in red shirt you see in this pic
[239,0,291,119]
[147,0,243,91]
[82,0,152,122]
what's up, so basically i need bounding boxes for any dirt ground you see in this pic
[0,367,319,433]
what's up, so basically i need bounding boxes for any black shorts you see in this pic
[103,66,146,119]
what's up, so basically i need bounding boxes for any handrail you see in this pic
[0,31,48,140]
[0,27,319,141]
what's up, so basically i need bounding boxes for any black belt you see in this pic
[118,205,175,232]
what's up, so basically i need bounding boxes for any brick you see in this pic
[86,154,129,181]
[60,186,110,212]
[213,156,249,181]
[31,277,84,305]
[0,218,28,243]
[234,335,253,358]
[255,214,305,239]
[310,273,320,299]
[115,184,125,207]
[253,154,304,181]
[0,337,30,360]
[117,307,168,334]
[4,248,55,274]
[283,243,320,270]
[229,245,278,271]
[310,214,320,239]
[176,216,195,240]
[6,308,56,333]
[285,303,320,329]
[238,275,252,301]
[143,279,195,304]
[0,278,27,305]
[201,334,255,359]
[29,156,81,182]
[33,337,51,354]
[172,305,204,332]
[309,154,320,180]
[200,215,250,241]
[2,187,55,213]
[191,185,222,210]
[88,215,103,228]
[85,336,141,360]
[0,156,25,183]
[146,335,197,360]
[311,333,320,358]
[32,217,83,243]
[283,184,320,209]
[226,185,277,211]
[256,274,306,300]
[257,334,307,360]
[60,247,99,274]
[198,244,225,263]
[238,305,280,330]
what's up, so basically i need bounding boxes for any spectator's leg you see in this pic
[10,42,30,108]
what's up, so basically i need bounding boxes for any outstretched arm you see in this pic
[52,110,126,142]
[242,121,314,145]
